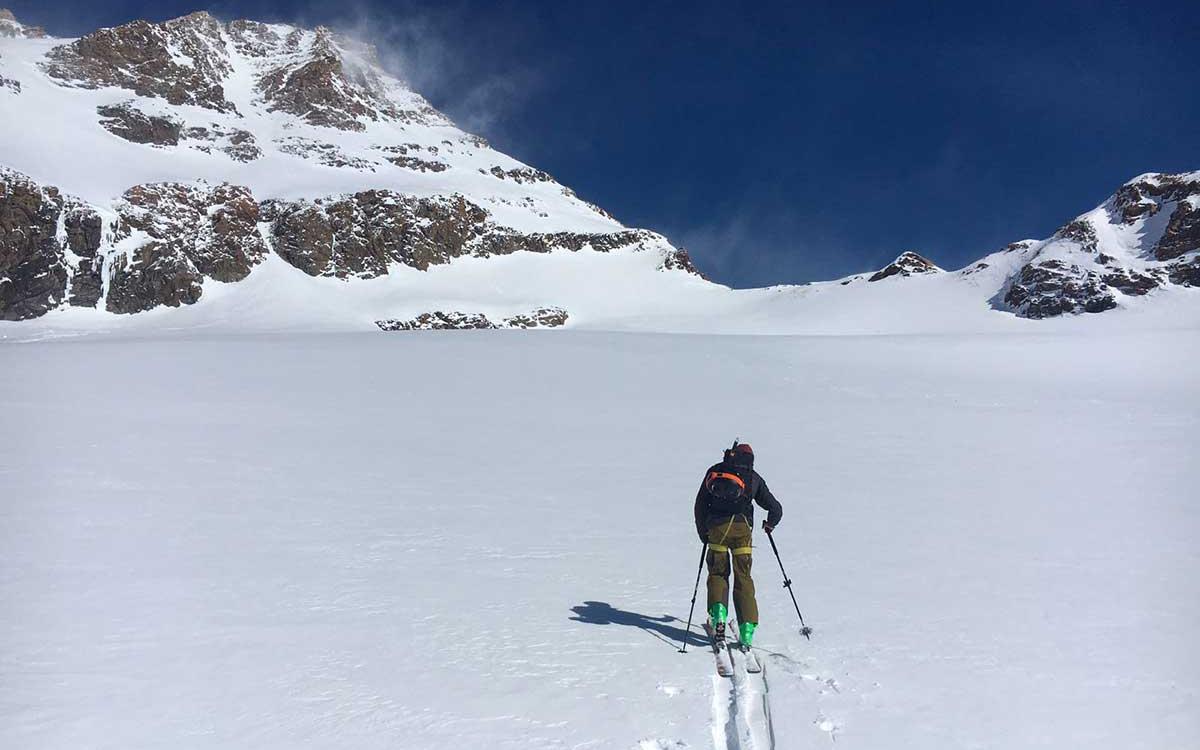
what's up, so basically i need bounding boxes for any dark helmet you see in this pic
[723,441,754,469]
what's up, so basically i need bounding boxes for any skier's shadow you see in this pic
[569,600,708,648]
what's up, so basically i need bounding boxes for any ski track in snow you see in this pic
[707,628,777,750]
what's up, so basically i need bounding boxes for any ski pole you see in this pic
[766,529,812,639]
[678,543,708,653]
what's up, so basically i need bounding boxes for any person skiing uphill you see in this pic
[694,441,782,649]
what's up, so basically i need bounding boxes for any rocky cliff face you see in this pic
[264,190,671,278]
[998,173,1200,319]
[0,169,108,320]
[0,168,691,318]
[46,13,236,113]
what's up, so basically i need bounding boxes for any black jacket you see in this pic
[694,463,783,536]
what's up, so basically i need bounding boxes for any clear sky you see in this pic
[9,0,1198,286]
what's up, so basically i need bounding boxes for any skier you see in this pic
[694,442,782,650]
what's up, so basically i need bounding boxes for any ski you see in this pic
[703,622,734,677]
[738,643,762,673]
[728,620,762,673]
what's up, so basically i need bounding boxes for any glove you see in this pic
[762,520,776,534]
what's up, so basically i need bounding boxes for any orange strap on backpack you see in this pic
[706,471,746,492]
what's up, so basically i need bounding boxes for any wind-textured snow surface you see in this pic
[2,331,1197,749]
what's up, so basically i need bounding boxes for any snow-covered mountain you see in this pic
[1,8,1197,333]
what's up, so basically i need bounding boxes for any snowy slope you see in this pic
[0,10,617,233]
[3,331,1197,749]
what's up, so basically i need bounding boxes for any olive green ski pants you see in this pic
[706,517,758,624]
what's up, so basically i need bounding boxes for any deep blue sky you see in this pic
[10,1,1198,286]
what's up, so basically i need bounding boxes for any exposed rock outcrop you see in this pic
[376,307,569,331]
[105,181,267,314]
[488,166,555,184]
[264,192,486,277]
[182,125,261,162]
[374,144,448,172]
[995,176,1200,318]
[277,137,375,170]
[104,243,204,314]
[43,13,448,133]
[0,171,70,319]
[264,190,669,279]
[257,29,373,131]
[252,25,445,131]
[1051,219,1099,253]
[1100,267,1162,297]
[63,208,106,308]
[45,12,237,113]
[97,103,183,145]
[1167,255,1200,287]
[1108,174,1200,261]
[377,311,495,331]
[387,156,448,172]
[1002,261,1116,318]
[118,182,266,284]
[1155,200,1200,262]
[94,103,262,161]
[660,247,701,275]
[0,8,46,39]
[868,251,941,282]
[501,307,569,329]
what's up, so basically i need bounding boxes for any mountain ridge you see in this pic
[0,8,1197,331]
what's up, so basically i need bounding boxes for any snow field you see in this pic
[1,330,1197,748]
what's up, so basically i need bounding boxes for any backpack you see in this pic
[704,444,754,517]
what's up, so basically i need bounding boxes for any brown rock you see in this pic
[46,13,236,113]
[0,8,45,38]
[376,311,496,331]
[1003,261,1116,318]
[489,166,555,184]
[277,137,375,170]
[868,251,941,282]
[1167,257,1200,287]
[661,247,702,275]
[256,27,413,132]
[1101,268,1161,296]
[385,155,449,172]
[183,125,262,162]
[502,307,569,329]
[1155,199,1200,261]
[97,103,182,146]
[64,207,105,307]
[105,242,203,314]
[1052,219,1099,252]
[0,171,68,319]
[118,181,266,286]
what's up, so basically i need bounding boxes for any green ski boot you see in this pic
[739,621,756,648]
[708,602,728,643]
